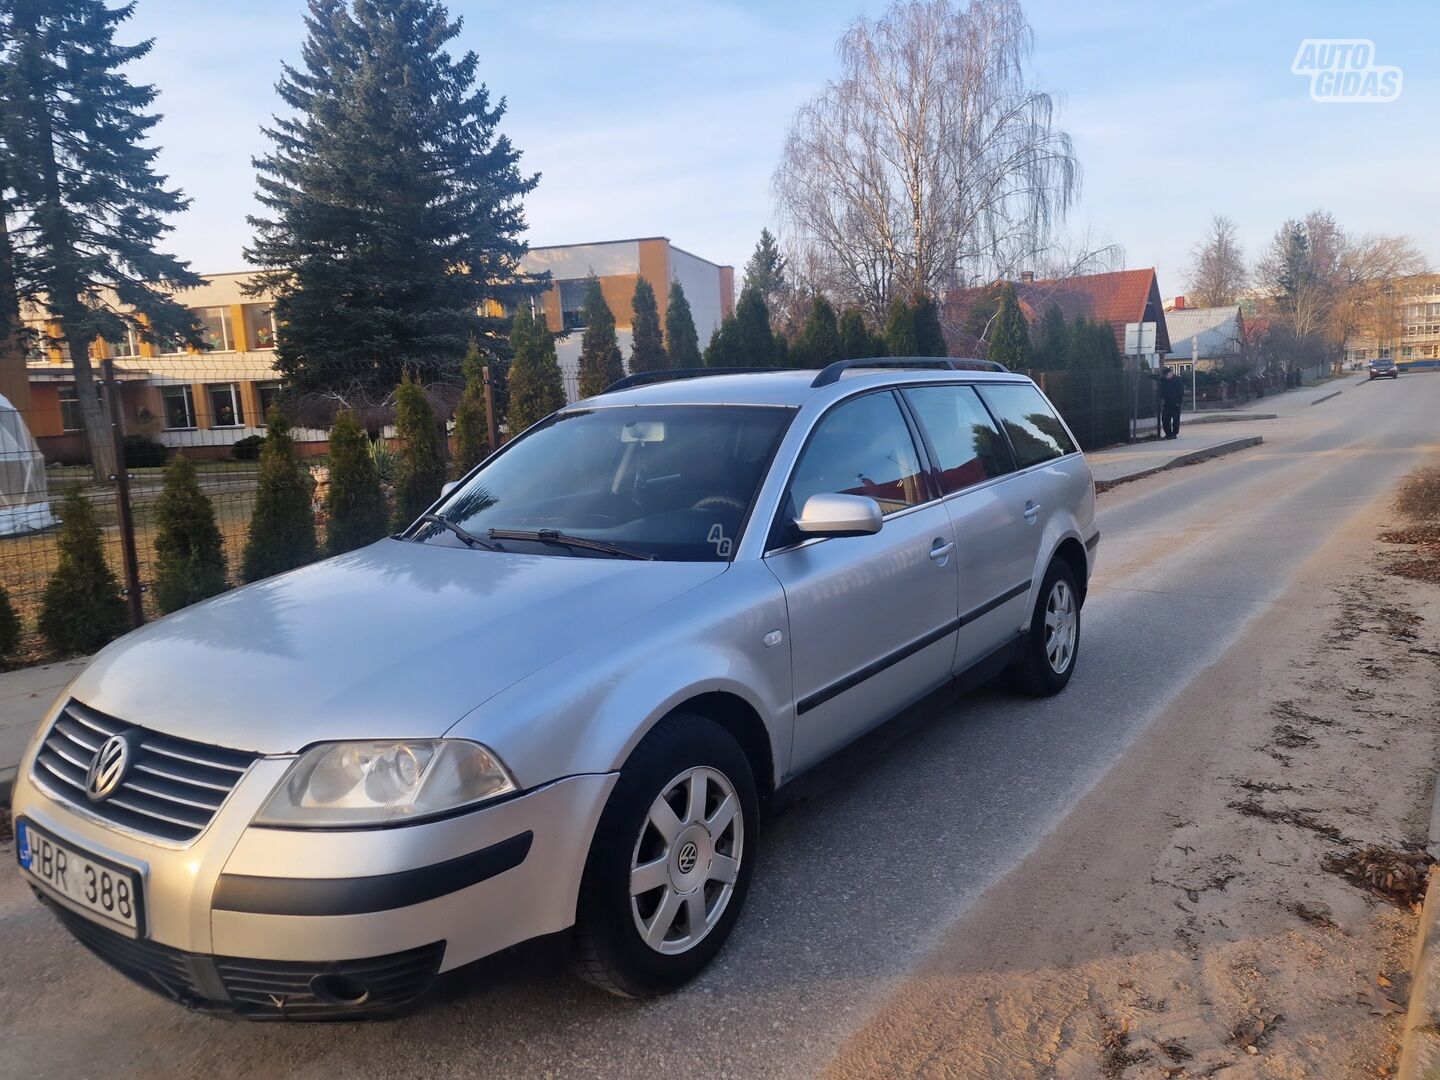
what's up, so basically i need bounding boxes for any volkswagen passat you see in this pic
[11,359,1098,1017]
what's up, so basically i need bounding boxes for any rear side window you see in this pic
[978,383,1078,469]
[787,392,925,517]
[903,385,1015,495]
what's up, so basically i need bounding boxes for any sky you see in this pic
[120,0,1439,299]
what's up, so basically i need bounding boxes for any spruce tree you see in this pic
[153,454,228,614]
[703,316,742,368]
[792,295,841,369]
[325,409,388,554]
[987,283,1031,369]
[504,305,564,434]
[629,277,669,374]
[0,587,19,660]
[246,0,541,396]
[451,340,490,477]
[39,485,127,654]
[241,412,318,583]
[884,295,918,356]
[576,275,624,397]
[912,294,946,355]
[1,0,203,480]
[392,376,446,530]
[665,280,702,367]
[838,308,884,359]
[742,227,789,314]
[734,286,780,367]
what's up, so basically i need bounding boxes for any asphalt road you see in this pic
[2,372,1437,1080]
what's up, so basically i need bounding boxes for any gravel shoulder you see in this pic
[822,485,1440,1079]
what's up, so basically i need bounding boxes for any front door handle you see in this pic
[929,539,955,562]
[1023,500,1041,523]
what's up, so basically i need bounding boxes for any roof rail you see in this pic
[599,367,776,395]
[810,356,1009,388]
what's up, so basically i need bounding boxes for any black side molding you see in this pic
[1085,531,1100,552]
[796,579,1031,715]
[213,831,533,917]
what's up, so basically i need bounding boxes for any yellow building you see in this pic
[1343,273,1440,370]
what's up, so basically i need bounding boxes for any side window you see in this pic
[903,385,1015,494]
[978,383,1077,469]
[787,392,925,518]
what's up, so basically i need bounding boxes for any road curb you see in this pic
[1310,390,1343,405]
[1399,868,1440,1080]
[1094,436,1263,493]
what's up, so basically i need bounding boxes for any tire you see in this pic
[574,713,759,998]
[1005,558,1081,697]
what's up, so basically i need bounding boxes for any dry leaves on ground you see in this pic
[1324,847,1434,909]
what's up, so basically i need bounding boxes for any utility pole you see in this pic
[1192,337,1199,411]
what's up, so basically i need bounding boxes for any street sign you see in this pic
[1124,321,1157,355]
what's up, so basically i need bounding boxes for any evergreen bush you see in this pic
[0,588,21,661]
[325,410,389,554]
[241,411,318,583]
[451,341,491,478]
[665,280,702,367]
[505,305,565,433]
[39,485,128,654]
[629,278,669,373]
[392,376,446,530]
[576,277,625,398]
[153,454,229,614]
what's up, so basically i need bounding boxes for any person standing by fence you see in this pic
[1144,366,1186,440]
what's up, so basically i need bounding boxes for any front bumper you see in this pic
[11,725,617,1017]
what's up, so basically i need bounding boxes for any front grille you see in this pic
[32,699,259,843]
[42,896,446,1018]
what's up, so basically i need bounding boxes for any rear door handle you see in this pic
[1023,501,1041,523]
[929,539,955,562]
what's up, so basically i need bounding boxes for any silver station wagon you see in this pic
[12,358,1098,1017]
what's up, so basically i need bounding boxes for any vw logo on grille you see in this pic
[676,841,699,875]
[85,734,132,802]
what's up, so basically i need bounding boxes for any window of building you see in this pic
[1402,347,1414,358]
[24,336,47,362]
[557,279,588,332]
[107,327,141,358]
[58,388,82,432]
[256,381,282,418]
[207,383,244,427]
[978,383,1077,469]
[243,304,277,350]
[1380,346,1392,358]
[194,307,233,352]
[902,385,1015,494]
[161,385,196,429]
[1353,349,1368,360]
[787,392,925,517]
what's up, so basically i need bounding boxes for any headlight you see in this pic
[255,740,517,828]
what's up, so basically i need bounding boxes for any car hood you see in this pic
[67,540,726,754]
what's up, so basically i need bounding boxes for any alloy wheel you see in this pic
[1044,578,1077,674]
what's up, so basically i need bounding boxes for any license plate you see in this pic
[16,819,145,936]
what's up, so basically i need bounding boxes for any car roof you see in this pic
[564,365,1031,411]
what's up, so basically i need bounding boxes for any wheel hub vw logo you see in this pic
[676,841,699,874]
[85,734,132,802]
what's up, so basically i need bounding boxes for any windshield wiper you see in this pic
[416,513,502,551]
[486,528,653,561]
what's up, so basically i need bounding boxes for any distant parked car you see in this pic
[1369,358,1399,380]
[12,359,1098,1018]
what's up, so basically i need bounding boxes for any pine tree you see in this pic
[0,587,19,660]
[735,286,780,367]
[912,294,947,355]
[838,308,884,359]
[241,412,318,583]
[451,340,490,477]
[629,277,669,374]
[1,0,203,480]
[576,275,624,397]
[742,228,788,314]
[392,376,446,530]
[39,485,127,654]
[703,316,742,368]
[665,280,702,367]
[504,304,564,434]
[987,283,1031,369]
[791,295,841,369]
[325,409,388,554]
[1031,302,1070,370]
[245,0,541,396]
[884,296,918,356]
[153,454,228,614]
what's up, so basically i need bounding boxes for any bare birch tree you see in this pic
[772,0,1079,319]
[1185,215,1248,307]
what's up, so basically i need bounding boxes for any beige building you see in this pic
[1343,273,1440,369]
[19,236,735,461]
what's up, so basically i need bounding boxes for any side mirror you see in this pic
[794,493,883,538]
[440,480,460,498]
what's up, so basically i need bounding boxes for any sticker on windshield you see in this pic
[708,524,732,557]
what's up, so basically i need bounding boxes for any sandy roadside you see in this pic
[822,486,1440,1079]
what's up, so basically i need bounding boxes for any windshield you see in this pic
[412,405,794,561]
